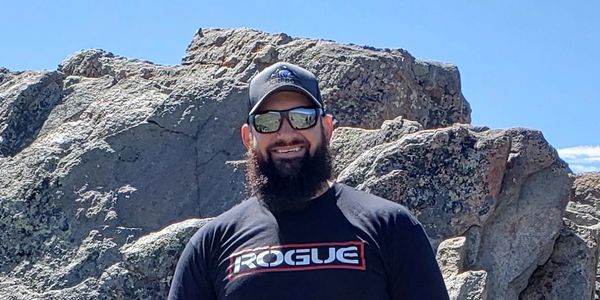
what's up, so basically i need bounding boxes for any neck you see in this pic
[310,180,334,199]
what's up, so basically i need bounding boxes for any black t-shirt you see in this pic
[168,183,449,300]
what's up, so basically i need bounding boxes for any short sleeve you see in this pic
[167,232,217,300]
[386,212,450,300]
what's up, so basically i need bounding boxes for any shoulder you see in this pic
[187,197,264,246]
[333,182,420,228]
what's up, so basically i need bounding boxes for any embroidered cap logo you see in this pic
[267,66,300,86]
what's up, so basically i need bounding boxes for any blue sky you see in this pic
[1,1,598,172]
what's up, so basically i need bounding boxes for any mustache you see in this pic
[267,138,308,150]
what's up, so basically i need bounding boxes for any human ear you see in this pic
[241,123,254,149]
[322,114,334,142]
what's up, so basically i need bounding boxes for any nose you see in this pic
[277,117,296,135]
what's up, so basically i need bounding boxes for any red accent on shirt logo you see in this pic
[227,241,366,280]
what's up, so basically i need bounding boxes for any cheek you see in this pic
[306,132,325,154]
[251,135,270,155]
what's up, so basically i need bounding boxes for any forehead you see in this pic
[259,91,313,111]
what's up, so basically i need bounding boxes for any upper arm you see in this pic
[386,214,449,300]
[168,235,217,300]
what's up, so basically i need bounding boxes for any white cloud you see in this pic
[557,145,600,158]
[569,164,600,173]
[557,145,600,174]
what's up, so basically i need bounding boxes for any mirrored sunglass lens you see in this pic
[289,108,317,129]
[254,112,281,132]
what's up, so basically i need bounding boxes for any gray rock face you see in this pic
[330,116,423,176]
[0,28,472,299]
[183,28,471,129]
[521,172,600,300]
[336,123,572,299]
[0,70,63,156]
[435,236,488,300]
[337,124,513,248]
[445,271,488,300]
[0,218,209,299]
[436,236,468,278]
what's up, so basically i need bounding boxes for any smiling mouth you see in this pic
[274,147,302,153]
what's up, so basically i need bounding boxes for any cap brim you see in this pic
[249,83,322,115]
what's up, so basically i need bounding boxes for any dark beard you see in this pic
[245,134,333,213]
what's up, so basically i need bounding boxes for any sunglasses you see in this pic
[249,107,323,133]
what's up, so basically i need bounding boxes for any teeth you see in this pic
[276,147,301,153]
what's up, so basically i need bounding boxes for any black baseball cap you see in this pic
[247,62,323,115]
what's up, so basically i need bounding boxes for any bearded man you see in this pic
[168,62,449,300]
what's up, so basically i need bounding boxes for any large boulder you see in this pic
[336,122,572,299]
[183,28,471,129]
[0,28,472,299]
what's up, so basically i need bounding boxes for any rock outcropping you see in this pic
[0,28,596,299]
[332,119,572,299]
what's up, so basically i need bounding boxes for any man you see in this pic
[168,62,449,299]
